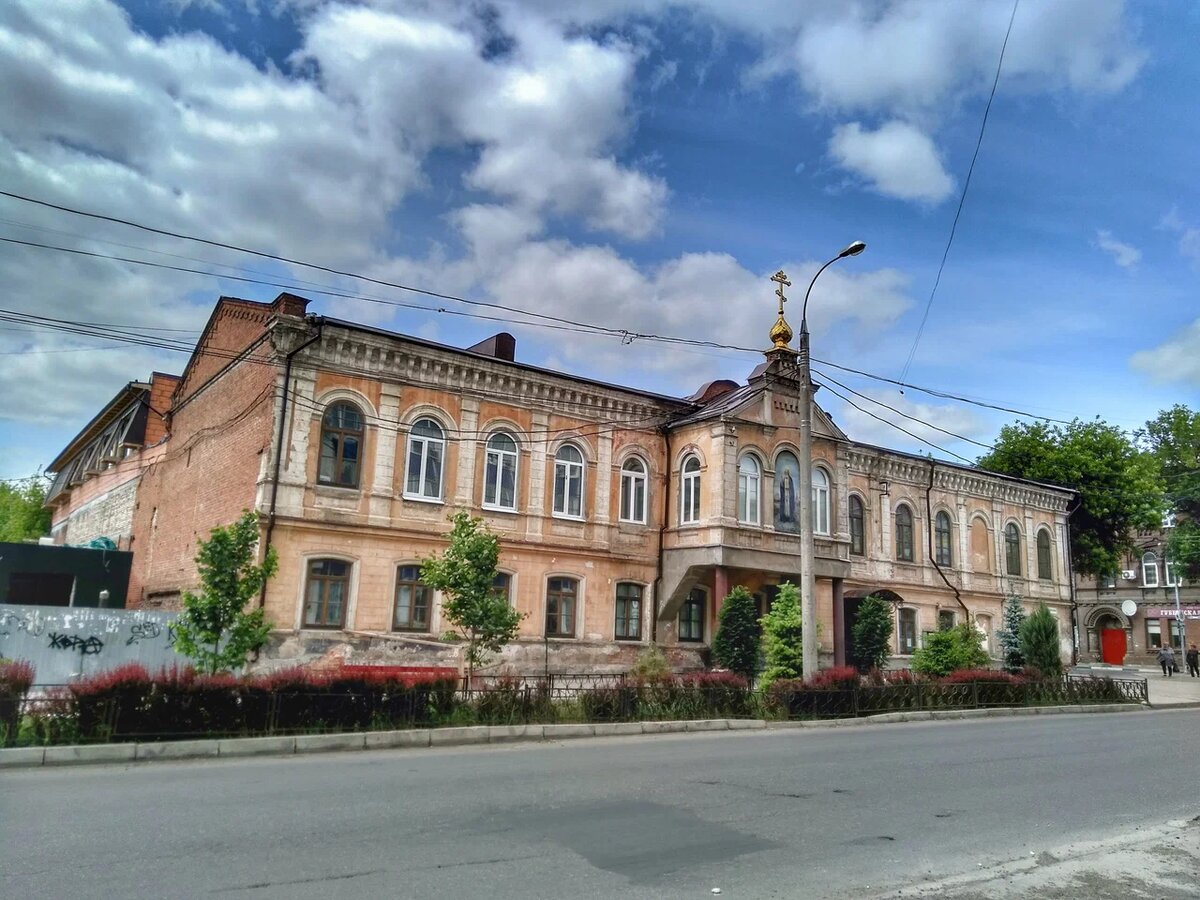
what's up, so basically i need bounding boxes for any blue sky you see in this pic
[0,0,1197,481]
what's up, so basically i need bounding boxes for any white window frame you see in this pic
[681,455,701,525]
[737,455,760,525]
[404,417,445,502]
[482,431,519,511]
[619,457,648,524]
[1142,551,1159,588]
[897,607,918,655]
[1165,558,1178,587]
[811,466,830,535]
[552,444,585,519]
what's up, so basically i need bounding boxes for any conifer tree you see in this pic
[997,593,1026,673]
[1019,603,1063,677]
[760,582,804,687]
[712,586,761,682]
[850,593,894,673]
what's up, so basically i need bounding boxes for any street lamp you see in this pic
[799,240,866,680]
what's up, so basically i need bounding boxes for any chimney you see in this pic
[271,292,310,318]
[465,332,516,362]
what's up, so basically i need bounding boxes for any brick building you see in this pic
[1075,530,1199,666]
[47,289,1075,673]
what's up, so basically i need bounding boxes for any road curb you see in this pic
[0,703,1152,770]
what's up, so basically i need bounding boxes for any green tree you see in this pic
[978,419,1163,577]
[1140,405,1200,581]
[912,622,989,677]
[850,594,894,673]
[759,582,804,687]
[421,511,521,682]
[1019,604,1063,676]
[711,586,761,682]
[996,593,1026,674]
[173,510,277,675]
[0,476,51,542]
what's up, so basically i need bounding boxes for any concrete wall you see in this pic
[0,543,131,608]
[0,605,185,685]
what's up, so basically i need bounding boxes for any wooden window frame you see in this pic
[1037,530,1053,581]
[318,402,364,488]
[849,495,865,556]
[614,582,643,641]
[895,504,914,562]
[304,558,351,629]
[935,511,952,567]
[679,589,705,642]
[545,577,578,638]
[392,564,432,632]
[1005,523,1022,576]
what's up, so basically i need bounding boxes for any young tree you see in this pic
[912,623,989,677]
[996,593,1027,674]
[421,511,521,682]
[1141,404,1200,581]
[1020,604,1063,677]
[0,476,51,542]
[712,586,761,682]
[759,582,804,686]
[978,419,1163,577]
[173,510,277,675]
[850,593,894,673]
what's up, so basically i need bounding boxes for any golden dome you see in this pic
[770,314,793,349]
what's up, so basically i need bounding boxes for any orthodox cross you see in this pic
[770,269,791,317]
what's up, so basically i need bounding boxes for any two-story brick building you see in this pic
[47,288,1076,673]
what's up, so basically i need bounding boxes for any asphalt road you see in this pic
[4,710,1199,900]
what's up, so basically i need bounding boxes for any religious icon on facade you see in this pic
[775,450,800,533]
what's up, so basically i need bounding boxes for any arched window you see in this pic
[812,467,830,535]
[681,454,701,524]
[737,455,760,524]
[774,450,801,533]
[318,402,364,487]
[1037,530,1053,581]
[849,495,865,556]
[975,614,993,656]
[895,504,914,562]
[614,582,643,640]
[405,418,445,500]
[393,565,432,631]
[546,577,578,637]
[935,511,952,566]
[970,517,991,573]
[304,558,350,628]
[553,444,584,518]
[619,458,647,524]
[1142,551,1159,588]
[1005,523,1022,576]
[483,431,518,510]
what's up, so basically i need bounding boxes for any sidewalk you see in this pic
[1073,662,1200,707]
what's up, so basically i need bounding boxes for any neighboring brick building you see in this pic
[47,288,1076,673]
[1075,530,1199,666]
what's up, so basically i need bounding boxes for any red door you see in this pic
[1100,628,1127,665]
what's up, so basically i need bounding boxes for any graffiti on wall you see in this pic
[126,621,162,646]
[0,609,46,638]
[48,632,105,655]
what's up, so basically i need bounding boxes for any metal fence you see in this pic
[3,674,1148,747]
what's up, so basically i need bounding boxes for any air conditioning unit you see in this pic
[1121,570,1137,581]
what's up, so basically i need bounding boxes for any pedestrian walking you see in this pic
[1187,643,1199,678]
[1157,644,1176,677]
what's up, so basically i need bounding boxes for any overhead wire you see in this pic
[898,0,1020,384]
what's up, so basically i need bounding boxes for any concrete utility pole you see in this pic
[798,241,866,680]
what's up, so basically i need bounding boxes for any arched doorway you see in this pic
[1094,612,1127,665]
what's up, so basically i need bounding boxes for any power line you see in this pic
[898,0,1020,384]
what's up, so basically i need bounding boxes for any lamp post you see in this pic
[799,240,866,680]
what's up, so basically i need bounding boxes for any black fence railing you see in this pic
[2,674,1147,747]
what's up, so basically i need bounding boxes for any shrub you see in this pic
[0,658,35,747]
[883,669,918,685]
[579,684,638,722]
[997,594,1027,673]
[912,622,989,677]
[1019,604,1063,677]
[760,582,804,687]
[940,669,1019,684]
[850,594,894,673]
[805,666,860,690]
[473,678,553,725]
[679,671,753,718]
[631,645,670,681]
[712,586,761,683]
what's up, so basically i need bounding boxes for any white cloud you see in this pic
[1130,319,1200,386]
[826,386,989,458]
[1160,208,1200,266]
[828,121,954,203]
[1094,229,1141,269]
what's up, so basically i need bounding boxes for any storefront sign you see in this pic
[1145,607,1200,619]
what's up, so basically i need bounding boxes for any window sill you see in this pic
[617,518,649,527]
[314,482,360,493]
[482,504,520,515]
[402,493,444,505]
[614,636,644,642]
[551,513,586,523]
[544,635,577,641]
[391,628,432,635]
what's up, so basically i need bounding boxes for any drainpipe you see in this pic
[1064,497,1081,667]
[926,457,967,616]
[654,425,673,644]
[259,319,323,609]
